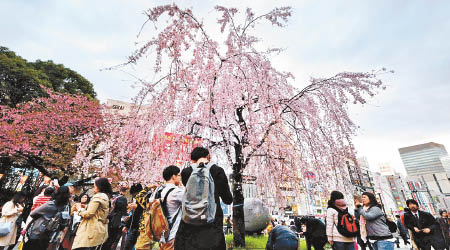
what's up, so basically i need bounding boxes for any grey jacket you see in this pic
[28,200,65,239]
[357,206,392,239]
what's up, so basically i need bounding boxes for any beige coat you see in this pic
[0,201,21,247]
[72,192,110,249]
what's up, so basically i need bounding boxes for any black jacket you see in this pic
[298,217,326,238]
[174,164,233,250]
[404,210,437,245]
[437,217,450,246]
[432,220,447,250]
[297,217,327,250]
[108,194,128,229]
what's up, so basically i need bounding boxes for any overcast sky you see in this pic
[1,0,449,174]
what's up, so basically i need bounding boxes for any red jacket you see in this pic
[31,196,51,211]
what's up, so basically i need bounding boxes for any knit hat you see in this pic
[335,199,348,210]
[328,190,344,208]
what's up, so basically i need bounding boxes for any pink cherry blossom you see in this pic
[0,87,103,176]
[75,5,387,246]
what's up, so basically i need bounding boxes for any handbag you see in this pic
[0,218,12,237]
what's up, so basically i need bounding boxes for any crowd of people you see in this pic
[0,147,232,250]
[265,191,450,250]
[2,147,450,250]
[326,190,450,250]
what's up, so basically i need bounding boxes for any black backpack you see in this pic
[28,202,69,240]
[46,206,70,233]
[335,208,360,237]
[385,217,398,233]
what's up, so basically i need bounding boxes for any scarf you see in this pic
[360,205,369,242]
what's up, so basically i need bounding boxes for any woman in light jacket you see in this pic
[0,193,25,249]
[355,192,394,250]
[72,178,112,250]
[326,191,355,250]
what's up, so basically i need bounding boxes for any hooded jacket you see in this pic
[326,199,354,243]
[72,192,110,249]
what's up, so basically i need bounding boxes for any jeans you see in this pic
[371,240,394,250]
[333,241,355,250]
[123,228,139,250]
[273,238,298,250]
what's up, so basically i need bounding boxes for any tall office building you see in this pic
[399,142,450,176]
[399,142,450,208]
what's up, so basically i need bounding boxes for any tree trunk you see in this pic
[232,144,246,247]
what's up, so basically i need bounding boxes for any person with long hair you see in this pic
[72,177,112,250]
[60,194,91,250]
[23,186,71,250]
[355,192,394,250]
[0,192,25,249]
[79,195,90,208]
[326,191,355,250]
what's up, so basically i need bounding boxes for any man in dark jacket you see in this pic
[404,199,437,250]
[174,147,233,250]
[296,216,327,250]
[266,225,299,250]
[437,210,450,250]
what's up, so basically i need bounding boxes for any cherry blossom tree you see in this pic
[76,4,388,246]
[0,87,103,176]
